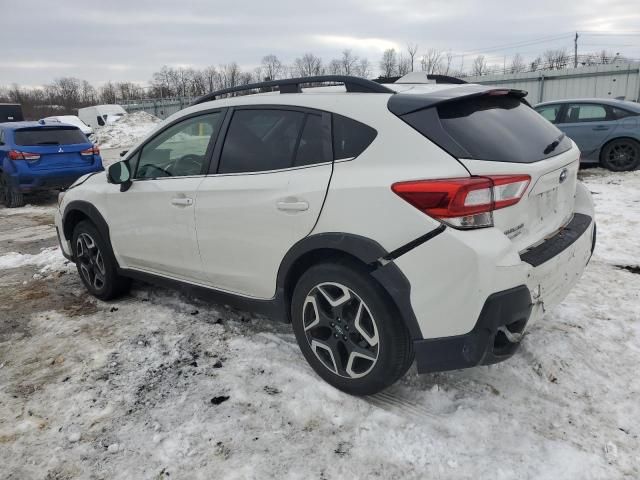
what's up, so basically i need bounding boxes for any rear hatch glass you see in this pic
[14,127,87,146]
[396,92,579,250]
[402,95,572,163]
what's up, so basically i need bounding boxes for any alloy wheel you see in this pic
[76,232,106,291]
[302,282,379,378]
[607,142,637,170]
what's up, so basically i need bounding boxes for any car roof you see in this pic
[536,98,640,112]
[0,120,82,130]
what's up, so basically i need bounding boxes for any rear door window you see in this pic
[610,106,637,119]
[14,127,87,146]
[564,104,608,123]
[401,95,572,163]
[332,114,377,160]
[218,109,305,173]
[295,113,331,166]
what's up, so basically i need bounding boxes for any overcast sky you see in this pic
[1,0,639,87]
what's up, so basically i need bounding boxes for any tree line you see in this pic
[0,46,630,119]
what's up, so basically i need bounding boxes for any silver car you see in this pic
[535,98,640,171]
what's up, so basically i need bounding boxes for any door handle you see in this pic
[592,126,609,131]
[171,197,193,206]
[276,200,309,212]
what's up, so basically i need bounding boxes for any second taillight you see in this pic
[392,175,530,229]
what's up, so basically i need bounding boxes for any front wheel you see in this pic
[600,139,640,171]
[291,262,414,396]
[72,221,131,300]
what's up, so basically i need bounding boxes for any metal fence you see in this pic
[464,63,640,104]
[120,97,195,119]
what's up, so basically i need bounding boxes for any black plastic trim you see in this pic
[119,268,287,320]
[191,75,395,105]
[520,213,593,267]
[381,224,446,262]
[413,285,533,373]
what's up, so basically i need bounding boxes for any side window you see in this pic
[295,114,331,166]
[97,116,105,126]
[535,105,561,124]
[136,112,222,179]
[332,114,377,160]
[611,107,636,120]
[218,109,305,174]
[565,104,607,123]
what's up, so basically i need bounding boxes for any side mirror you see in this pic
[107,161,132,192]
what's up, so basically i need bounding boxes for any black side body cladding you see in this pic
[61,201,113,261]
[520,213,592,267]
[413,285,533,373]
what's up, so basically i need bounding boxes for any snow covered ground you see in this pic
[92,112,161,149]
[0,169,638,479]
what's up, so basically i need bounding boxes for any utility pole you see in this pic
[574,32,579,68]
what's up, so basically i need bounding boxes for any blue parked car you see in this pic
[534,98,640,171]
[0,121,103,207]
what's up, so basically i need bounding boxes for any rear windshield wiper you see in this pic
[543,133,566,155]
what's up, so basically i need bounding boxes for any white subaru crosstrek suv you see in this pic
[55,74,596,395]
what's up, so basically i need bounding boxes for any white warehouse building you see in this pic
[464,63,640,104]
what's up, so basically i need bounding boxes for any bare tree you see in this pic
[543,48,569,70]
[327,58,342,75]
[407,43,419,72]
[99,82,118,104]
[509,53,526,73]
[51,77,82,108]
[379,49,398,78]
[420,48,443,74]
[80,80,97,105]
[443,51,453,75]
[471,55,488,76]
[261,54,284,81]
[293,53,324,77]
[340,49,359,75]
[202,66,219,92]
[355,58,371,78]
[219,63,241,89]
[397,54,411,76]
[530,56,542,71]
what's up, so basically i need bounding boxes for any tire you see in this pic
[291,261,414,396]
[600,138,640,171]
[72,220,131,301]
[0,173,25,208]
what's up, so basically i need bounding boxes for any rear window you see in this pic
[403,95,572,163]
[14,127,87,146]
[332,114,377,160]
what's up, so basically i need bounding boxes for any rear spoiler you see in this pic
[388,85,529,116]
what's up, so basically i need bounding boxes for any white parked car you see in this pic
[43,115,93,136]
[55,75,596,395]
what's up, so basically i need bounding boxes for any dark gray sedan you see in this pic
[534,98,640,171]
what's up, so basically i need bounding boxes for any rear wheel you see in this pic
[600,139,640,171]
[291,262,414,396]
[0,173,25,208]
[72,221,131,300]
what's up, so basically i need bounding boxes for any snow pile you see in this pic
[0,246,69,274]
[92,111,161,149]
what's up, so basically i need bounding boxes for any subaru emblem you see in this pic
[559,168,568,184]
[58,147,64,153]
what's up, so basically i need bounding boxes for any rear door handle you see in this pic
[592,126,609,131]
[171,197,193,206]
[276,200,309,212]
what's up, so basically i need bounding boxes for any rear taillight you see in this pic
[81,145,100,157]
[392,175,530,229]
[8,150,40,161]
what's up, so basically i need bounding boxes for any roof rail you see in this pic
[191,75,395,106]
